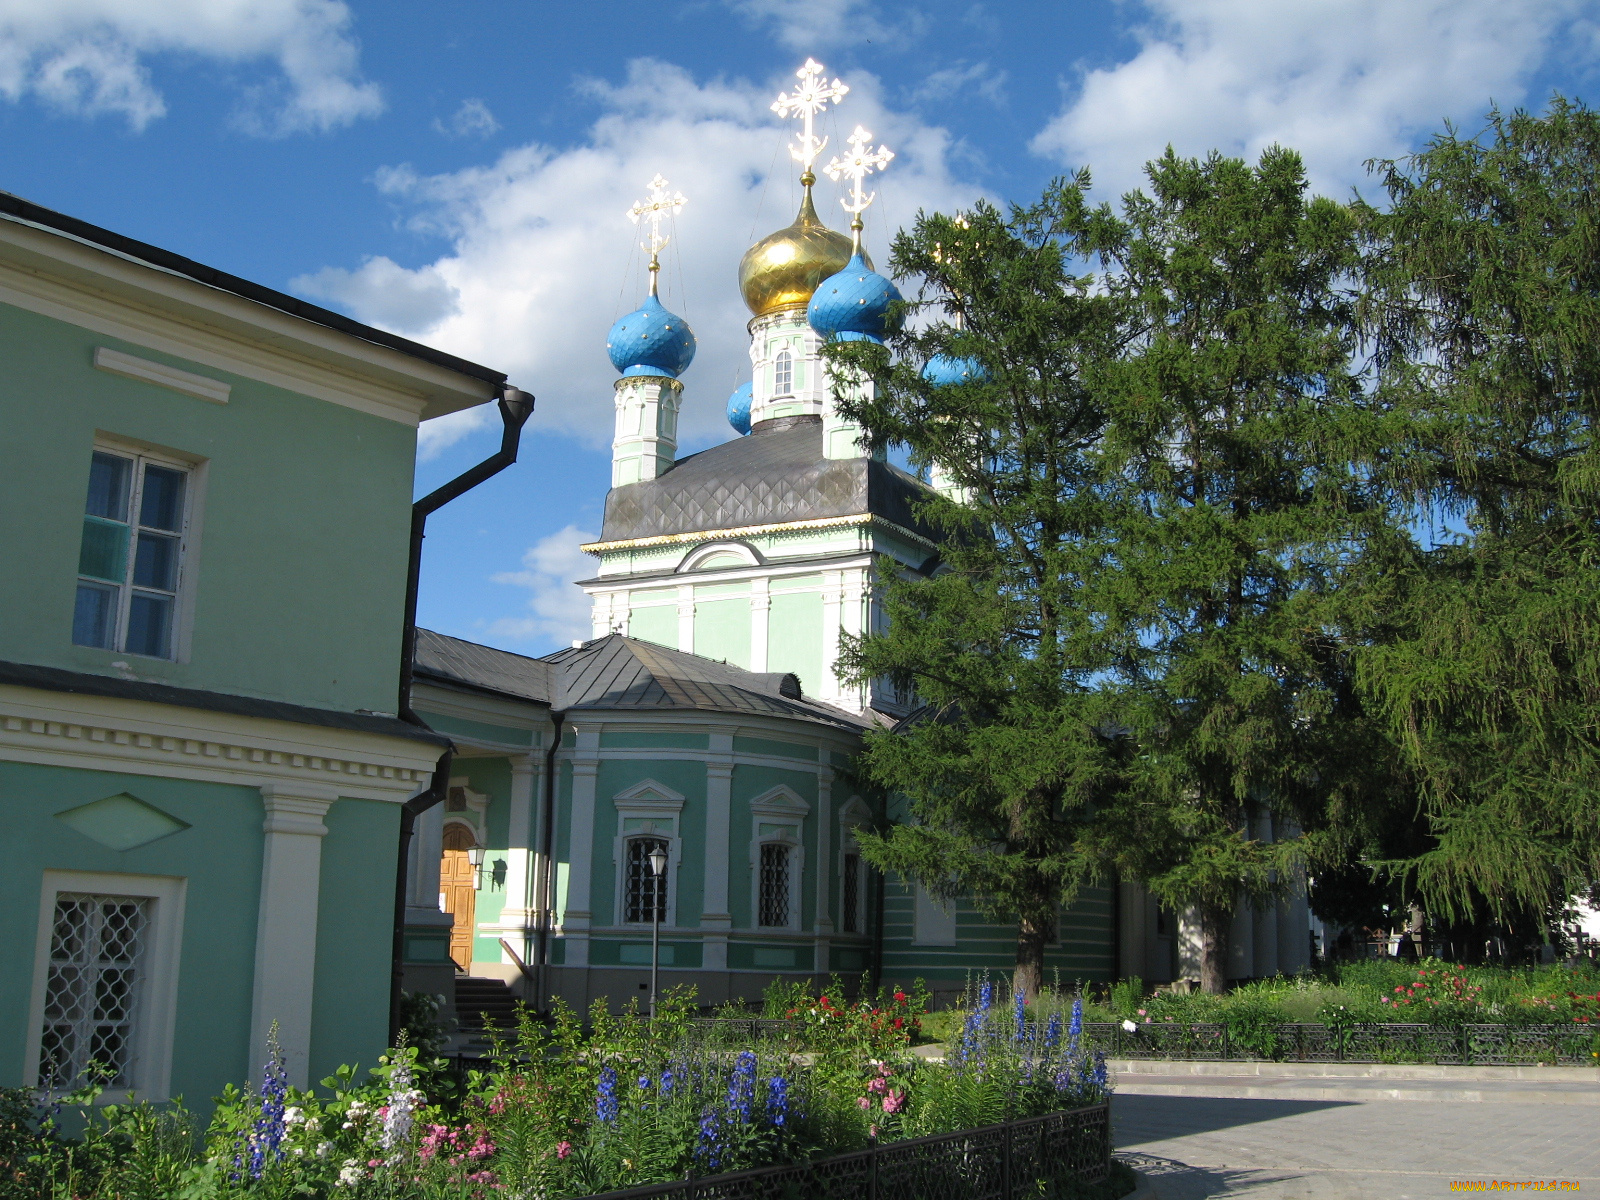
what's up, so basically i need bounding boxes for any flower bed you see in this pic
[2,984,1111,1199]
[1083,1021,1600,1065]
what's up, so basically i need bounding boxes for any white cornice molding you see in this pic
[95,346,231,404]
[0,684,440,802]
[581,513,935,555]
[0,225,496,424]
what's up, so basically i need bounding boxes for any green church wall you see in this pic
[588,939,704,968]
[732,736,817,761]
[0,761,262,1099]
[726,941,814,972]
[0,306,416,714]
[693,598,750,668]
[627,605,676,649]
[589,759,707,928]
[766,592,823,696]
[416,712,536,748]
[600,731,709,750]
[310,798,399,1085]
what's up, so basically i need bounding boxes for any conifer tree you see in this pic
[1354,98,1600,929]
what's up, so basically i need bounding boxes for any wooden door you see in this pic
[440,823,478,972]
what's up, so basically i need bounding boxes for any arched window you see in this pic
[773,349,793,396]
[624,837,669,924]
[759,842,792,927]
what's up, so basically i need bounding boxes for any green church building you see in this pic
[0,192,505,1100]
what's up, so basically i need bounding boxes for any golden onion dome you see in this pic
[738,186,858,317]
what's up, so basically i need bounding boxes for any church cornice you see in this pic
[581,511,933,555]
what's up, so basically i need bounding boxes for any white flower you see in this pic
[1121,1019,1138,1033]
[283,1106,303,1125]
[337,1161,364,1187]
[316,1141,333,1159]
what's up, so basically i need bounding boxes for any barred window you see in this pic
[842,853,860,933]
[38,894,150,1089]
[759,843,791,927]
[624,838,669,924]
[773,350,793,396]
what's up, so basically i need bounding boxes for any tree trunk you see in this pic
[1014,917,1049,1002]
[1199,907,1230,994]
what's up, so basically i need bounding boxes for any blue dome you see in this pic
[922,355,988,387]
[606,293,696,378]
[727,381,753,435]
[807,252,902,343]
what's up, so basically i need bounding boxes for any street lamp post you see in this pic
[648,845,668,1019]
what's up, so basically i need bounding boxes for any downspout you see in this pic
[535,710,566,1012]
[389,386,535,1044]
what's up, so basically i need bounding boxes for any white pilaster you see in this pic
[837,570,866,711]
[677,585,695,654]
[701,731,735,971]
[611,375,682,487]
[813,767,835,955]
[820,570,843,705]
[495,755,539,965]
[1176,907,1204,982]
[249,783,338,1090]
[562,731,601,967]
[750,579,771,673]
[1251,810,1279,978]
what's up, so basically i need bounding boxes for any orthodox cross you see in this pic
[627,173,686,295]
[824,125,894,247]
[771,58,849,184]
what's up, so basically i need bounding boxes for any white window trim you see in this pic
[748,785,810,933]
[678,542,762,572]
[26,870,186,1102]
[79,437,206,663]
[611,779,685,928]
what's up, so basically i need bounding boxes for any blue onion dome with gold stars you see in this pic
[727,381,753,434]
[922,354,988,386]
[606,293,696,378]
[807,251,901,343]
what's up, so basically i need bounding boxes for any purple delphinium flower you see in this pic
[978,981,994,1014]
[249,1023,288,1178]
[659,1067,676,1097]
[698,1107,723,1170]
[1091,1050,1108,1089]
[1014,990,1027,1043]
[638,1074,652,1090]
[727,1051,757,1121]
[596,1065,619,1123]
[766,1076,789,1128]
[1044,1012,1062,1052]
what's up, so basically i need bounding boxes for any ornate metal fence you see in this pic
[1085,1021,1599,1065]
[578,1103,1110,1200]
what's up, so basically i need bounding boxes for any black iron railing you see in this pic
[1082,1021,1600,1065]
[578,1103,1110,1200]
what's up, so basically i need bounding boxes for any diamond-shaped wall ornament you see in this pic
[55,793,189,851]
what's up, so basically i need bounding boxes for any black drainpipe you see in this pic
[389,386,534,1044]
[534,710,565,1012]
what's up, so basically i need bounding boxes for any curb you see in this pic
[1113,1079,1600,1105]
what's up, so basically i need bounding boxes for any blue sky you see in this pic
[4,0,1597,655]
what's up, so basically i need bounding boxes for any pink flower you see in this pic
[882,1088,906,1114]
[556,1141,572,1160]
[1137,1009,1146,1016]
[867,1077,887,1093]
[857,1096,872,1109]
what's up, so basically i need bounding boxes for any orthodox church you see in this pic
[399,61,1312,1017]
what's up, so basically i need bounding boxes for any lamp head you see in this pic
[648,846,668,876]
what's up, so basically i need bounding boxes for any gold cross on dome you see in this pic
[824,125,894,241]
[771,58,849,180]
[626,174,686,293]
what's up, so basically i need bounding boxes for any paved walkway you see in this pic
[1114,1092,1599,1199]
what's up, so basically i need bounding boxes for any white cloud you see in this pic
[905,61,1007,109]
[0,0,383,133]
[1032,0,1585,199]
[292,256,460,335]
[435,97,499,139]
[488,525,599,649]
[302,58,981,456]
[722,0,920,52]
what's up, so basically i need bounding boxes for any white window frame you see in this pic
[773,349,793,397]
[747,785,810,933]
[26,870,186,1102]
[73,439,202,662]
[611,779,684,928]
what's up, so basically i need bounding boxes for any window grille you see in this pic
[625,837,669,924]
[759,843,791,927]
[74,448,190,659]
[38,894,150,1090]
[842,853,860,933]
[773,350,793,396]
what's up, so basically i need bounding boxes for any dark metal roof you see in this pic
[0,190,505,387]
[543,635,868,731]
[0,658,450,747]
[599,415,938,544]
[413,628,865,732]
[414,629,554,705]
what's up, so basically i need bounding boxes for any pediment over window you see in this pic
[613,778,687,813]
[838,796,872,827]
[748,783,811,820]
